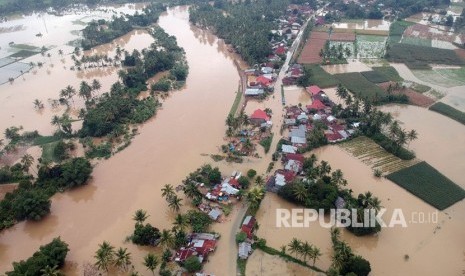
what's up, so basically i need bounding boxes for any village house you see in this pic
[249,109,270,126]
[241,215,257,239]
[245,87,265,97]
[238,241,253,259]
[174,234,218,263]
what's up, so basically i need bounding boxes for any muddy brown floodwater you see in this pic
[0,6,247,275]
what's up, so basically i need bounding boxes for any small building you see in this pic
[238,242,253,259]
[284,118,297,126]
[241,216,257,239]
[249,109,270,126]
[261,66,274,74]
[282,144,297,154]
[208,208,222,221]
[245,88,265,96]
[285,159,303,173]
[306,85,323,97]
[307,100,327,112]
[256,75,273,87]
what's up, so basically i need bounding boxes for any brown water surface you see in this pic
[0,6,243,275]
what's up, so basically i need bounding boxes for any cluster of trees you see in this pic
[320,41,352,64]
[334,84,417,159]
[0,157,92,230]
[286,238,322,266]
[161,184,183,212]
[0,155,32,184]
[328,228,371,276]
[189,0,289,65]
[6,237,69,276]
[377,0,452,19]
[278,156,347,211]
[278,154,382,235]
[92,239,173,275]
[454,8,465,32]
[81,3,166,50]
[328,0,383,20]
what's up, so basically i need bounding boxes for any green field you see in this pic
[334,72,386,101]
[40,141,60,163]
[387,162,465,210]
[372,66,403,82]
[429,102,465,125]
[306,64,339,88]
[386,43,465,69]
[389,21,415,44]
[401,37,432,47]
[361,70,389,83]
[9,50,39,59]
[410,82,431,93]
[412,68,465,88]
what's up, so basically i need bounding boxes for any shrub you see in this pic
[237,176,250,189]
[183,256,202,272]
[247,169,257,179]
[236,232,247,244]
[131,223,161,246]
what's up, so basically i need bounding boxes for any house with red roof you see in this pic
[175,236,217,263]
[306,85,323,97]
[256,75,272,87]
[249,109,270,126]
[275,45,286,55]
[307,99,327,111]
[283,153,305,164]
[241,216,257,239]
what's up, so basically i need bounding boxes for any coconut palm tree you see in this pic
[330,169,346,188]
[407,129,418,147]
[280,245,287,255]
[51,115,61,132]
[173,213,188,231]
[300,241,313,263]
[33,99,44,110]
[330,227,340,245]
[318,160,331,177]
[246,186,265,210]
[91,79,101,93]
[159,229,174,249]
[292,183,308,203]
[40,265,62,276]
[64,85,77,106]
[161,184,175,200]
[94,241,115,272]
[79,81,92,101]
[133,209,148,224]
[310,246,322,266]
[143,253,158,276]
[254,175,264,186]
[168,195,183,212]
[288,238,301,258]
[114,247,132,272]
[183,182,201,200]
[20,154,34,172]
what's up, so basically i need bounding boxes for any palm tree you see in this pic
[300,242,313,263]
[254,175,264,186]
[40,265,62,276]
[288,238,301,258]
[94,241,115,272]
[91,79,101,93]
[407,129,418,147]
[330,227,340,245]
[33,99,44,109]
[292,183,308,203]
[64,85,76,106]
[159,229,174,249]
[79,81,92,101]
[51,115,61,131]
[246,187,265,210]
[330,169,346,188]
[319,160,331,177]
[114,247,132,272]
[21,154,34,172]
[280,245,286,255]
[173,213,188,231]
[310,246,322,266]
[161,184,175,200]
[143,253,159,276]
[168,195,183,212]
[183,182,201,200]
[133,209,148,224]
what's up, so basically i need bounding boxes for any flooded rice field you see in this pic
[322,60,372,74]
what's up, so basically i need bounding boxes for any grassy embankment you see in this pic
[429,102,465,125]
[387,161,465,210]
